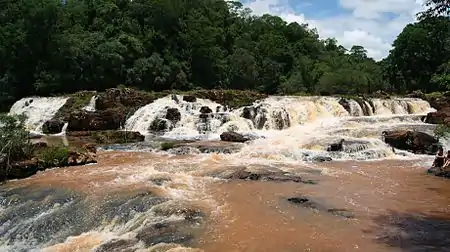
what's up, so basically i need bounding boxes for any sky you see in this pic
[240,0,426,60]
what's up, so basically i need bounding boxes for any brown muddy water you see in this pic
[1,151,449,252]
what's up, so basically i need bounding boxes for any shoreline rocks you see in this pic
[1,144,97,182]
[425,94,450,126]
[220,131,249,143]
[382,130,440,155]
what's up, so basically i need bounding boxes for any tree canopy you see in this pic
[0,0,449,111]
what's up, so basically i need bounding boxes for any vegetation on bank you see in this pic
[0,114,96,181]
[1,0,449,112]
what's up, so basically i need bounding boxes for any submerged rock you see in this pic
[382,130,439,155]
[220,131,249,143]
[427,167,450,178]
[215,166,316,184]
[287,196,355,219]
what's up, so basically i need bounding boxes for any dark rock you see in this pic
[149,118,172,132]
[165,108,181,124]
[242,106,257,121]
[182,95,197,102]
[67,150,97,166]
[136,221,196,247]
[42,120,65,134]
[287,196,354,219]
[94,238,137,252]
[311,156,333,162]
[7,158,43,180]
[220,131,249,143]
[199,106,212,114]
[326,139,345,152]
[68,130,145,145]
[407,90,426,99]
[425,97,450,126]
[382,130,440,155]
[68,108,127,131]
[172,141,243,154]
[222,168,306,183]
[339,98,351,114]
[96,88,157,110]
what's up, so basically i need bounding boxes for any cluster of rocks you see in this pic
[1,142,97,181]
[424,92,450,126]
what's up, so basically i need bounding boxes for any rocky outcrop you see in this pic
[425,95,450,126]
[220,131,249,143]
[182,95,196,102]
[168,140,244,154]
[42,119,65,134]
[382,130,440,155]
[2,145,97,181]
[96,88,163,110]
[68,130,145,144]
[67,150,97,166]
[184,89,267,109]
[67,108,127,131]
[165,108,181,124]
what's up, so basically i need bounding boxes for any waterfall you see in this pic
[82,95,97,112]
[8,97,69,133]
[124,95,434,139]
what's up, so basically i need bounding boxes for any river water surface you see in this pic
[1,95,450,251]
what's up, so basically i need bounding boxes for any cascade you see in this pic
[124,95,434,138]
[82,95,97,112]
[8,97,69,133]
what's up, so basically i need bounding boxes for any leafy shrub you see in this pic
[434,124,450,139]
[37,145,70,167]
[0,114,33,177]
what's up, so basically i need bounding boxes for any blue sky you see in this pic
[240,0,426,60]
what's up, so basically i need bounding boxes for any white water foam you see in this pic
[82,95,97,112]
[8,97,69,133]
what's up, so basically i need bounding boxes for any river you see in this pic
[1,95,449,251]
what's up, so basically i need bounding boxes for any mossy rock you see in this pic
[183,89,268,109]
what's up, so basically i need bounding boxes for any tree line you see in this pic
[1,0,449,110]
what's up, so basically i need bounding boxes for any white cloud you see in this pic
[241,0,427,60]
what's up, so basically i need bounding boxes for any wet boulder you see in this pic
[42,119,65,134]
[220,131,249,143]
[326,139,345,152]
[338,98,351,114]
[149,118,172,132]
[165,108,181,125]
[182,95,196,102]
[68,108,127,131]
[199,106,212,114]
[6,158,43,180]
[425,96,450,126]
[382,130,439,155]
[67,150,97,166]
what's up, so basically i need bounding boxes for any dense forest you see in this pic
[1,0,449,109]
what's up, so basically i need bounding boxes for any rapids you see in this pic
[1,95,450,252]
